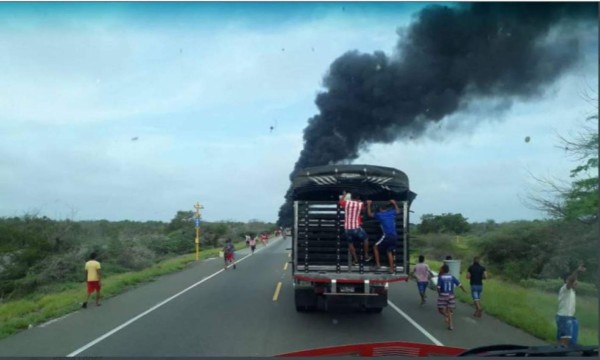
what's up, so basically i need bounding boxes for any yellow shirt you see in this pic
[85,260,101,281]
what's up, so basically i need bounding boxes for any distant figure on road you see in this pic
[82,252,102,308]
[245,234,251,247]
[366,199,400,273]
[411,255,433,305]
[556,263,585,346]
[261,233,269,246]
[223,239,236,270]
[437,264,466,331]
[339,191,370,266]
[249,236,257,254]
[467,257,487,317]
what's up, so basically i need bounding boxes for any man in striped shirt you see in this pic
[339,191,370,265]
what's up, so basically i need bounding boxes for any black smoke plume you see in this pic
[277,3,597,226]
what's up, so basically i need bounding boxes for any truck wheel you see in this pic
[366,307,383,313]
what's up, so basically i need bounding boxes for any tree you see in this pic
[166,211,195,234]
[527,101,598,223]
[417,213,470,234]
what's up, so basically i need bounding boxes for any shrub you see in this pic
[519,278,598,298]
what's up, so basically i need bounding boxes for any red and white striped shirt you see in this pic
[339,199,363,230]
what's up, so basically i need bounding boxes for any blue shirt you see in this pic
[437,274,461,294]
[373,209,397,235]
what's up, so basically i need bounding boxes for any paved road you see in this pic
[0,236,546,356]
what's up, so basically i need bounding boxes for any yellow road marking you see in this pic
[288,252,291,258]
[283,262,288,271]
[273,282,282,301]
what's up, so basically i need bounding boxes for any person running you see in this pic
[245,234,251,247]
[437,264,466,330]
[411,255,433,305]
[467,257,488,317]
[249,236,257,255]
[339,190,370,265]
[556,263,585,346]
[366,199,399,273]
[223,239,236,270]
[82,252,102,308]
[261,233,268,247]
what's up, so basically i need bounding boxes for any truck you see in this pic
[290,164,417,313]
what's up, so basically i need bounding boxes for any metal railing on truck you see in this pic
[294,200,407,275]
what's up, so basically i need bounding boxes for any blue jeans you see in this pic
[471,284,483,301]
[345,228,368,245]
[556,315,579,345]
[417,281,428,294]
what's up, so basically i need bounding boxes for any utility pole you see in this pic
[194,201,203,261]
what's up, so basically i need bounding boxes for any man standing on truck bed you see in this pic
[339,191,370,266]
[366,199,400,273]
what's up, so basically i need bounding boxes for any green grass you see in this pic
[423,258,598,345]
[0,243,248,340]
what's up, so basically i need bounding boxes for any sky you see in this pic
[0,2,597,224]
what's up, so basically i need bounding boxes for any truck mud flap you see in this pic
[363,291,388,311]
[295,288,318,312]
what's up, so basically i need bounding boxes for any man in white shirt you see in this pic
[410,255,433,305]
[556,263,585,346]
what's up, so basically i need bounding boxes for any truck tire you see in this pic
[295,289,317,312]
[366,307,383,313]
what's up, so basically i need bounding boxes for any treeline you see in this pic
[413,214,597,287]
[0,212,276,300]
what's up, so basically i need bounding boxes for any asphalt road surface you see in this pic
[0,236,547,356]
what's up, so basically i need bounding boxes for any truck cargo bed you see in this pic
[293,200,409,277]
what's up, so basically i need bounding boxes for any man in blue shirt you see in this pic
[366,199,400,273]
[437,264,466,330]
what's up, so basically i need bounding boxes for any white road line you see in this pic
[39,313,73,328]
[67,237,282,357]
[387,300,444,346]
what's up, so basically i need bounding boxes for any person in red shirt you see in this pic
[339,191,370,266]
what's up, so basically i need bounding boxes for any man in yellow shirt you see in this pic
[82,252,102,308]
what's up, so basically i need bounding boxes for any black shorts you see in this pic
[375,234,397,253]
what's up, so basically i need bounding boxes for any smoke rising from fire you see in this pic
[278,3,596,225]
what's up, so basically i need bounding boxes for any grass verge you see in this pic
[0,242,248,340]
[423,258,598,345]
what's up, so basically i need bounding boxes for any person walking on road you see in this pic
[556,263,585,346]
[437,264,466,330]
[82,252,102,308]
[223,239,236,270]
[467,257,487,317]
[249,236,257,255]
[339,191,370,266]
[366,198,400,273]
[411,255,433,305]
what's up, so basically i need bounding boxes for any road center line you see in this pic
[283,262,288,271]
[387,300,444,346]
[67,237,283,357]
[273,282,282,301]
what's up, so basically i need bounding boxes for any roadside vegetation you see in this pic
[0,211,275,339]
